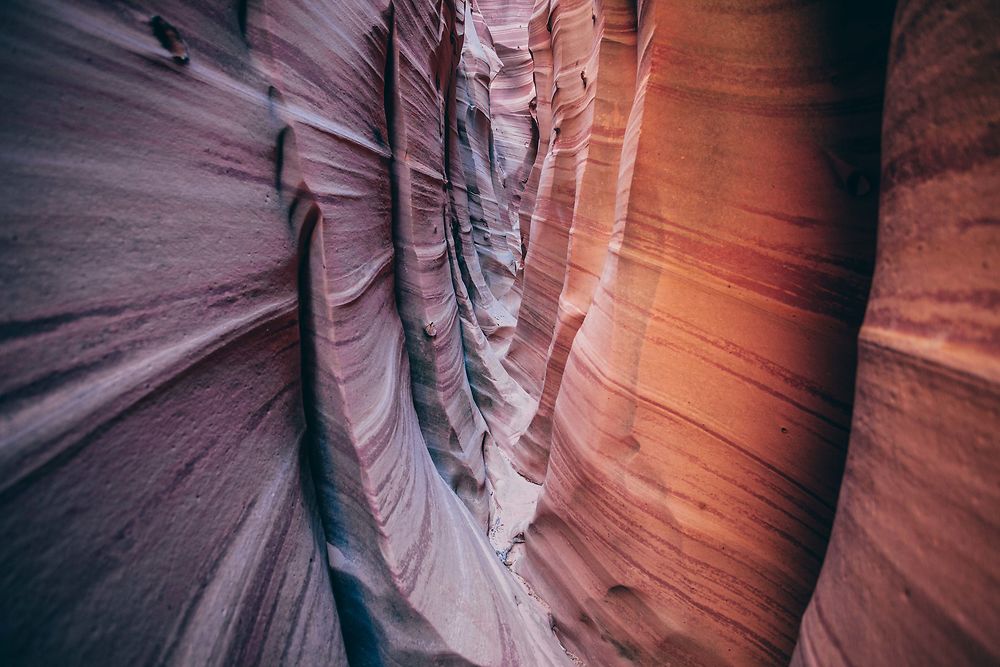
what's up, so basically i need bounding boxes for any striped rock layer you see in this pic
[1,0,998,666]
[0,0,567,665]
[516,0,896,664]
[792,0,1000,664]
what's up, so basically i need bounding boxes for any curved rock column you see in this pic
[261,0,571,663]
[515,0,557,259]
[501,0,600,475]
[518,0,638,480]
[478,0,540,304]
[792,1,1000,664]
[383,0,492,526]
[520,0,895,663]
[444,1,538,465]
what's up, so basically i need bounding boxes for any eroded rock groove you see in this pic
[0,1,997,666]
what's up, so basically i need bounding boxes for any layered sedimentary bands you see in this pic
[0,1,996,666]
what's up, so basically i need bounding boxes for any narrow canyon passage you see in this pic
[0,1,997,667]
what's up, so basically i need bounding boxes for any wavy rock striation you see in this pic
[0,1,347,664]
[500,0,601,479]
[792,1,1000,664]
[517,0,895,664]
[1,0,997,666]
[0,0,567,665]
[517,0,638,481]
[264,0,566,662]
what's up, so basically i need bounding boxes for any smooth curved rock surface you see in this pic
[1,0,998,665]
[0,0,567,665]
[267,1,567,662]
[0,1,347,664]
[477,0,538,300]
[500,0,601,479]
[518,0,638,481]
[792,1,1000,664]
[519,1,895,663]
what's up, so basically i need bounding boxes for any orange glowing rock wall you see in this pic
[514,0,895,664]
[1,0,998,665]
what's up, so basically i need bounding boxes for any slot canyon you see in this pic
[0,0,997,665]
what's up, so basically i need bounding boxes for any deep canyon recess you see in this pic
[0,1,998,666]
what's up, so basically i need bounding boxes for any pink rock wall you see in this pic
[518,0,638,481]
[516,0,895,663]
[0,0,567,664]
[1,0,997,665]
[792,0,1000,663]
[501,0,602,480]
[0,1,347,663]
[476,0,538,282]
[279,0,566,661]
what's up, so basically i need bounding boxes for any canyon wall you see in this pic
[0,0,566,664]
[516,1,895,664]
[792,0,1000,663]
[0,2,348,663]
[1,0,997,666]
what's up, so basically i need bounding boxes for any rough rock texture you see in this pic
[517,0,895,664]
[0,2,347,664]
[792,1,1000,664]
[1,0,998,665]
[0,0,567,665]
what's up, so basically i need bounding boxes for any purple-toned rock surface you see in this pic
[0,1,567,665]
[0,1,346,663]
[1,0,997,665]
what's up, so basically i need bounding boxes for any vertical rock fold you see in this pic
[0,1,997,666]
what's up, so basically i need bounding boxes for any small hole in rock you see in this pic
[150,15,189,64]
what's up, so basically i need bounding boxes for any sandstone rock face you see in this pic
[0,1,566,665]
[279,1,567,662]
[1,0,997,665]
[0,2,347,664]
[517,0,637,481]
[518,0,895,663]
[501,0,602,481]
[476,0,538,280]
[792,1,1000,664]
